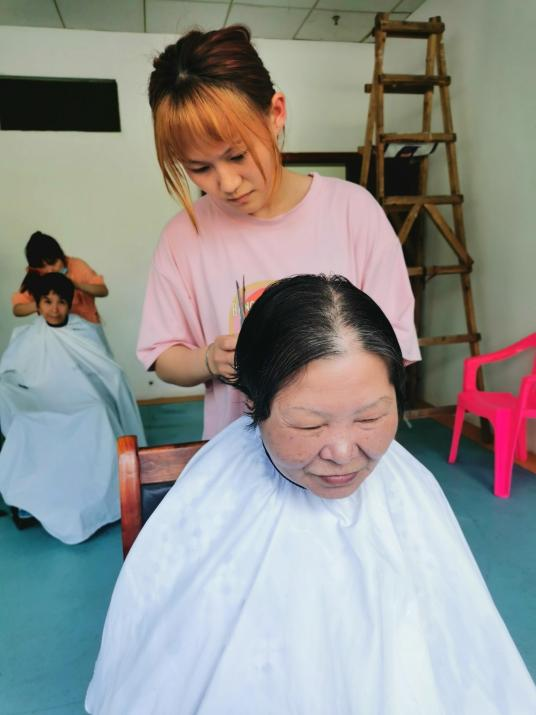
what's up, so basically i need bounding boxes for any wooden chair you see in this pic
[118,435,205,558]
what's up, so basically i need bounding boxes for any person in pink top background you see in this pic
[138,24,421,439]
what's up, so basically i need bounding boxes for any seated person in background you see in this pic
[12,230,111,352]
[86,274,535,714]
[0,273,146,545]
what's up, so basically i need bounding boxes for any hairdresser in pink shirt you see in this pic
[137,25,420,439]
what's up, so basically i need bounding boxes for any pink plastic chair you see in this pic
[448,333,536,498]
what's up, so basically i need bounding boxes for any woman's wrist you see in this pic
[205,344,216,379]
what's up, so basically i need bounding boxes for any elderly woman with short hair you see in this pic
[87,274,535,714]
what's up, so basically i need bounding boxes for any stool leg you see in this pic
[448,405,465,463]
[493,411,515,498]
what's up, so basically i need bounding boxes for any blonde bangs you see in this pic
[154,86,282,230]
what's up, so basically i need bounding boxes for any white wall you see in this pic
[386,0,536,450]
[2,10,533,449]
[0,25,374,399]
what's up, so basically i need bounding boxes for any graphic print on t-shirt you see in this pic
[228,279,272,334]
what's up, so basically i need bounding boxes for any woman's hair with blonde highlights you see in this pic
[149,25,282,229]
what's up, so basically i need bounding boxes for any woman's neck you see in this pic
[253,168,313,219]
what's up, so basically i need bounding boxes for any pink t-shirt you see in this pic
[138,174,420,438]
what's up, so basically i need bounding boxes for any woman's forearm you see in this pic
[75,282,109,297]
[13,302,37,317]
[155,335,237,386]
[155,345,211,387]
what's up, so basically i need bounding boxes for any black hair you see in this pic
[30,273,75,309]
[231,274,406,424]
[24,231,66,268]
[20,231,67,294]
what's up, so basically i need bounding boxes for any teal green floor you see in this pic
[1,404,535,713]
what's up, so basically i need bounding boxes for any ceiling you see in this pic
[0,0,427,42]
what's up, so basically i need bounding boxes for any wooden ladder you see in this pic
[360,12,483,419]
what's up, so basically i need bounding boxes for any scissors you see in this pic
[235,275,247,326]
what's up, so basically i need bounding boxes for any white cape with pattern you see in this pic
[0,315,146,544]
[86,417,535,714]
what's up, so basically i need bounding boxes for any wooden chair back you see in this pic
[118,435,205,558]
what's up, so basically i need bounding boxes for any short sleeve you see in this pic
[69,257,105,285]
[136,233,205,371]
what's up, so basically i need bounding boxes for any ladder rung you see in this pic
[418,333,481,347]
[365,74,451,94]
[383,194,463,206]
[407,265,472,278]
[376,18,445,39]
[381,132,455,143]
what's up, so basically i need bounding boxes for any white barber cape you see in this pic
[86,417,535,714]
[0,315,146,544]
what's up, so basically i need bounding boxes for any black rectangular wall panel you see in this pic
[0,76,121,132]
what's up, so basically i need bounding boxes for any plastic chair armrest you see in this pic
[462,336,536,391]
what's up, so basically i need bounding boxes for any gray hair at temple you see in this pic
[230,274,406,424]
